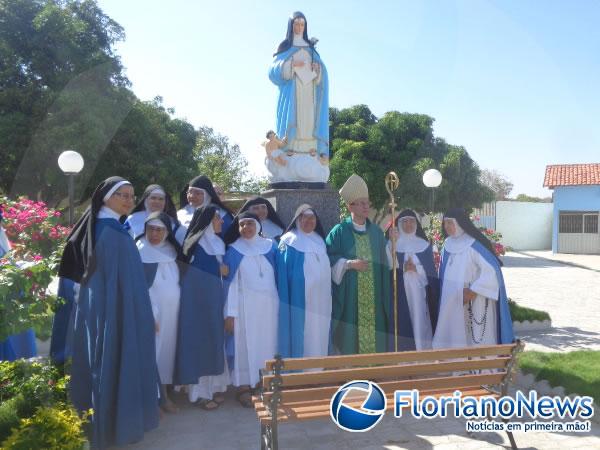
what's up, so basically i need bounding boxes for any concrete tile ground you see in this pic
[120,251,600,450]
[518,251,600,272]
[502,251,600,352]
[124,389,600,450]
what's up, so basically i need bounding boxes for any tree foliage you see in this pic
[194,126,249,192]
[480,169,514,200]
[1,0,197,206]
[514,193,552,203]
[329,105,494,220]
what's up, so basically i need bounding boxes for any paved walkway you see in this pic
[518,251,600,272]
[125,388,600,450]
[502,251,600,352]
[120,251,600,450]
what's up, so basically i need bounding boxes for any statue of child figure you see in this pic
[263,130,288,166]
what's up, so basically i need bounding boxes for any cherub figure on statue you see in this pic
[263,130,288,167]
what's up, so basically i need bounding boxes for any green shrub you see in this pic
[1,405,88,450]
[509,299,551,323]
[0,360,70,442]
[0,395,24,442]
[0,360,66,404]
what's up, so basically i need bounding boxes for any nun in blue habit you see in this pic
[277,204,331,359]
[57,176,159,449]
[175,205,229,410]
[386,209,439,351]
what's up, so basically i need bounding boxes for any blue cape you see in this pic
[69,218,159,448]
[220,212,234,240]
[276,244,306,358]
[49,277,77,364]
[439,240,514,344]
[175,245,225,384]
[269,46,329,156]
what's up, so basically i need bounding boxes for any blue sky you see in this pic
[98,0,600,197]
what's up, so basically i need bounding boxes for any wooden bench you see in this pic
[253,340,524,450]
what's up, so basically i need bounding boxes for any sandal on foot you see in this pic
[213,393,226,404]
[161,401,179,414]
[235,389,254,408]
[197,399,220,411]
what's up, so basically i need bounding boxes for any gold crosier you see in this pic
[385,171,400,351]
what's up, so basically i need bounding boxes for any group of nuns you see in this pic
[54,175,334,449]
[54,174,512,449]
[386,209,513,354]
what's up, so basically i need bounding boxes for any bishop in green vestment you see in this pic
[326,174,390,354]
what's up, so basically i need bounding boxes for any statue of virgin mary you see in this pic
[267,11,330,184]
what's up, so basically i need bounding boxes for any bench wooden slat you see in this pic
[254,385,492,413]
[264,343,516,371]
[255,387,500,423]
[259,371,506,404]
[263,357,511,388]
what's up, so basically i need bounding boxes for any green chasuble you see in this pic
[326,217,391,354]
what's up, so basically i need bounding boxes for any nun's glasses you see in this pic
[112,192,136,201]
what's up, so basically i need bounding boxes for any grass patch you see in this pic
[518,350,600,402]
[509,299,550,323]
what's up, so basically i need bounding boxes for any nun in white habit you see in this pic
[432,208,514,349]
[238,196,286,240]
[277,204,331,358]
[386,209,439,351]
[127,184,186,243]
[177,176,234,237]
[223,212,280,407]
[136,211,183,413]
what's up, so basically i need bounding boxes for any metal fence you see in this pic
[472,201,496,230]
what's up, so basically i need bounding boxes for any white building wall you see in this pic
[496,201,553,250]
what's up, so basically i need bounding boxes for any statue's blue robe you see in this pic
[269,46,330,156]
[69,218,159,449]
[175,245,225,384]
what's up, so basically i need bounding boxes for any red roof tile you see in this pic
[543,164,600,188]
